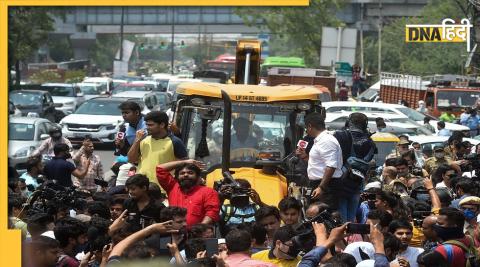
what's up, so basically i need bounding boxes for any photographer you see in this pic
[334,112,376,222]
[219,179,264,229]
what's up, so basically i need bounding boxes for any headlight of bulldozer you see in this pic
[297,103,311,111]
[191,98,205,106]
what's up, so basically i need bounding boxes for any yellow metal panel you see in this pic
[205,167,288,207]
[176,82,321,102]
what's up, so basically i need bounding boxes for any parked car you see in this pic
[409,135,480,152]
[83,77,114,94]
[77,82,107,100]
[112,83,154,95]
[323,101,470,133]
[357,87,380,102]
[9,101,22,117]
[9,117,57,172]
[112,91,156,114]
[9,90,58,122]
[326,113,433,136]
[149,92,172,111]
[60,97,127,145]
[41,83,86,115]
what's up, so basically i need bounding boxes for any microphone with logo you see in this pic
[114,123,126,156]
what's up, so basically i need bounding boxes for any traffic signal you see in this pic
[139,43,145,51]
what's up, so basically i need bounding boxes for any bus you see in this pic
[260,56,306,77]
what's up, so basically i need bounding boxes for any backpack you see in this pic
[334,130,376,194]
[443,236,480,267]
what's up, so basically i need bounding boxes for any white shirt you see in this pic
[391,246,424,267]
[307,130,343,180]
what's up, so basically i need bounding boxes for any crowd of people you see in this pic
[7,100,480,267]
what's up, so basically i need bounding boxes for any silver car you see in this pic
[41,83,86,115]
[9,117,57,171]
[60,97,126,145]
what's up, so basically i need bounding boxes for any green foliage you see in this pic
[235,1,345,67]
[30,70,62,84]
[64,70,86,83]
[48,36,74,62]
[89,34,121,72]
[364,0,469,76]
[8,7,56,84]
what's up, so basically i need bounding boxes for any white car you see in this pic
[60,97,125,145]
[409,136,480,152]
[41,83,86,115]
[76,82,107,100]
[326,112,434,136]
[111,91,158,114]
[9,117,57,171]
[83,77,114,94]
[323,101,470,133]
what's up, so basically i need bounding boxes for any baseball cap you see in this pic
[433,145,444,152]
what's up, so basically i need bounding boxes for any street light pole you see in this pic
[378,0,382,77]
[171,7,175,75]
[120,7,125,61]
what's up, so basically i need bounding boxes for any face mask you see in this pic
[463,209,477,221]
[432,224,464,241]
[434,152,445,159]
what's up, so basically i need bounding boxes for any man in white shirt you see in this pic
[306,112,343,210]
[389,220,424,267]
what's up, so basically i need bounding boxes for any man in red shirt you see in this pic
[156,159,220,226]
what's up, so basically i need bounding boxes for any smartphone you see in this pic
[204,238,219,257]
[346,223,370,235]
[159,236,172,250]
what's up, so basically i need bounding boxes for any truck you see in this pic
[266,67,336,101]
[380,72,480,117]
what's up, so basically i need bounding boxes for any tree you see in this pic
[8,7,56,87]
[235,1,345,67]
[48,36,74,62]
[363,0,470,76]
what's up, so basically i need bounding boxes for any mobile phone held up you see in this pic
[346,223,370,235]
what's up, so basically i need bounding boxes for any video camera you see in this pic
[290,210,343,254]
[461,153,480,173]
[213,171,250,208]
[412,211,431,227]
[25,182,90,217]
